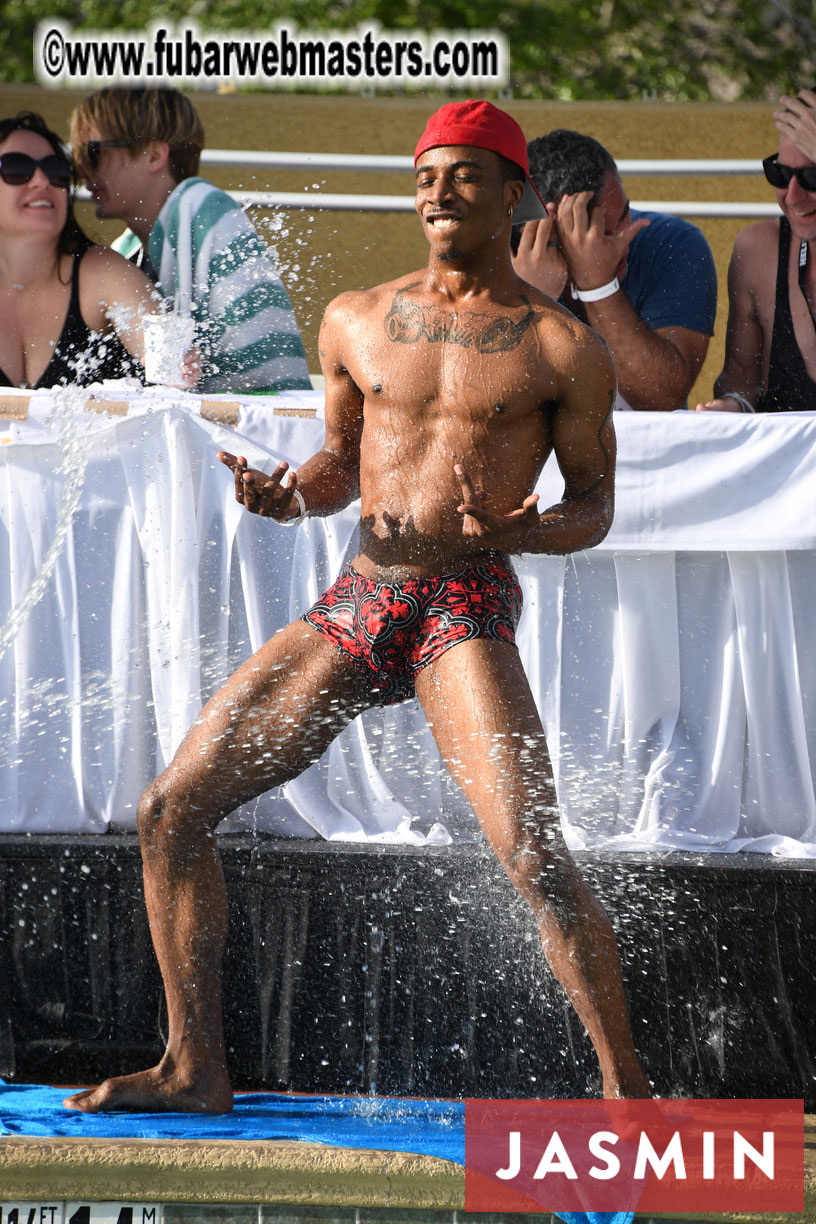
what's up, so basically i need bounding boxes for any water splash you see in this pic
[0,384,94,666]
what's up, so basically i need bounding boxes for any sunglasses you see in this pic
[80,139,132,170]
[0,152,72,189]
[762,154,816,193]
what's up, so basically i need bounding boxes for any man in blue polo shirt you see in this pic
[514,129,717,412]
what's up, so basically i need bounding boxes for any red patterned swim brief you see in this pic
[302,558,523,705]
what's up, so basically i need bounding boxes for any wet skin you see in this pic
[64,142,650,1114]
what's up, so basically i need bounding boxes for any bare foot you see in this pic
[602,1069,653,1099]
[63,1062,233,1114]
[602,1086,672,1148]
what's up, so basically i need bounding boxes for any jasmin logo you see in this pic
[497,1124,775,1181]
[465,1098,803,1213]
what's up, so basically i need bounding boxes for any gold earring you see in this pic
[507,205,513,216]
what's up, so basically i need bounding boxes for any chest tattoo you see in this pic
[384,290,535,353]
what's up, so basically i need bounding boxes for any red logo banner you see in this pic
[465,1098,803,1213]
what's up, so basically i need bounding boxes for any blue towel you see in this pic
[0,1082,633,1224]
[0,1082,464,1160]
[555,1216,634,1224]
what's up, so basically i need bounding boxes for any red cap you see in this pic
[414,99,546,224]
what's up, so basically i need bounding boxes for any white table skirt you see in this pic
[1,385,815,855]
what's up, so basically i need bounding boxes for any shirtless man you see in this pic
[697,89,816,414]
[64,99,649,1114]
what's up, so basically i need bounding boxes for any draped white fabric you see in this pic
[1,387,815,854]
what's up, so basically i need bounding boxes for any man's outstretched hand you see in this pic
[455,463,540,550]
[219,451,299,520]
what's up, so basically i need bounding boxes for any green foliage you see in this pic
[4,0,816,98]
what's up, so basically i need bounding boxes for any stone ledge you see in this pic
[2,1125,816,1222]
[0,1136,463,1208]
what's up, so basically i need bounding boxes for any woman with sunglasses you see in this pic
[0,111,161,389]
[697,88,816,414]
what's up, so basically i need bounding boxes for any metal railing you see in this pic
[76,151,780,219]
[201,151,764,175]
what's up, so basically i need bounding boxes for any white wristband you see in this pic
[277,486,307,526]
[571,276,620,302]
[722,392,755,414]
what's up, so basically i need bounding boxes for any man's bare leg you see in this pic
[415,638,650,1099]
[64,621,372,1113]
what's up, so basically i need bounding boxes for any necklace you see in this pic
[799,238,813,315]
[1,255,61,294]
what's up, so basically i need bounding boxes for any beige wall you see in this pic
[0,88,782,402]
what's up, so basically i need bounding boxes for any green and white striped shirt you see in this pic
[116,177,310,394]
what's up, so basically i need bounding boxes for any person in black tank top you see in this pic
[757,217,816,412]
[697,91,816,415]
[0,111,160,390]
[0,253,141,389]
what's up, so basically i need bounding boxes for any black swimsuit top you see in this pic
[0,255,140,390]
[759,217,816,413]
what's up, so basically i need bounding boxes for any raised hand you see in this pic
[556,190,650,293]
[218,451,300,520]
[512,205,568,299]
[455,463,540,549]
[774,90,816,162]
